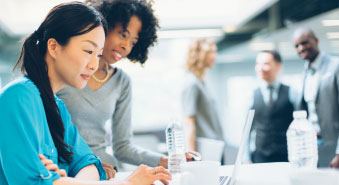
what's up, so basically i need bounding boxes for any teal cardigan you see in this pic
[0,76,106,185]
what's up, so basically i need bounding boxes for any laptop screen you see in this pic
[221,110,255,185]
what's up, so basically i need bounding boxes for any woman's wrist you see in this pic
[158,156,168,168]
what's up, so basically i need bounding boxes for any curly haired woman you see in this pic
[57,0,198,174]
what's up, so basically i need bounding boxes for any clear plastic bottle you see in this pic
[166,120,186,175]
[286,111,318,168]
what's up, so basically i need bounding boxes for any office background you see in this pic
[0,0,338,167]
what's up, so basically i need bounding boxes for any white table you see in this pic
[112,162,339,185]
[221,162,292,185]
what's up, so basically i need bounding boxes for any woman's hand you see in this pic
[124,165,171,185]
[185,151,201,161]
[330,154,339,168]
[39,154,67,177]
[102,162,116,179]
[158,151,202,169]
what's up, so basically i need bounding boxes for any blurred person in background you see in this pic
[57,0,198,172]
[0,2,171,185]
[181,38,225,164]
[293,28,339,168]
[245,50,296,163]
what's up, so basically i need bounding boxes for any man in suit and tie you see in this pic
[248,50,295,163]
[293,28,339,168]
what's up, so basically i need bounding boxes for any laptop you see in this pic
[219,109,255,185]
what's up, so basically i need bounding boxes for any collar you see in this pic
[304,51,323,71]
[260,80,280,90]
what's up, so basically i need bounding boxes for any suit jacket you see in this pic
[297,53,339,167]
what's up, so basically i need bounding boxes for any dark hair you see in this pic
[261,50,282,63]
[14,1,107,163]
[93,0,159,64]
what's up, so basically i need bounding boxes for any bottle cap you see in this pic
[293,110,307,119]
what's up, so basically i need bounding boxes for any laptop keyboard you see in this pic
[219,176,230,185]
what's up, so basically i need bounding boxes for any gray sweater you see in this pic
[57,68,164,168]
[181,72,224,141]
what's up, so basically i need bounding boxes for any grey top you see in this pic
[181,72,224,141]
[57,68,164,168]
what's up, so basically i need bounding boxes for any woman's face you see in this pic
[205,44,217,68]
[102,16,142,64]
[52,26,106,90]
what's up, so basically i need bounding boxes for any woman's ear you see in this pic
[46,38,59,59]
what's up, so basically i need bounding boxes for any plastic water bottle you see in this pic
[286,111,318,168]
[166,120,186,175]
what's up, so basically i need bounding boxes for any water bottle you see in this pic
[286,111,318,168]
[166,120,186,175]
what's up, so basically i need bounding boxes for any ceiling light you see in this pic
[250,42,275,51]
[326,32,339,39]
[322,20,339,26]
[158,29,223,39]
[222,26,237,33]
[330,40,339,47]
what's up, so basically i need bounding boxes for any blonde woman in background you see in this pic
[181,38,225,164]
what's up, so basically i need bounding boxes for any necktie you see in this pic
[308,67,316,75]
[268,85,274,108]
[307,63,316,75]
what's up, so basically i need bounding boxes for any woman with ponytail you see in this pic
[0,2,170,185]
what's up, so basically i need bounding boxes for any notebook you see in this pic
[219,110,255,185]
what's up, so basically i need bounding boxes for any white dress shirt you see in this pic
[304,52,323,134]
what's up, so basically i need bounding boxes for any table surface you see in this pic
[112,162,339,185]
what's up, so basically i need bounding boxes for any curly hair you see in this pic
[86,0,159,65]
[185,38,216,80]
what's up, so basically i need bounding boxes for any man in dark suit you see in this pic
[248,50,295,163]
[293,28,339,168]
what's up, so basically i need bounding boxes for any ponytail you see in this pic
[15,29,73,163]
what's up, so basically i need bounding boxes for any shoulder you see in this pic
[54,95,73,129]
[279,83,290,89]
[0,77,44,127]
[114,68,132,91]
[0,76,40,102]
[115,68,131,83]
[324,53,339,61]
[54,96,70,118]
[323,53,339,66]
[280,83,296,94]
[54,95,66,109]
[253,86,261,93]
[250,82,260,92]
[183,72,200,88]
[323,54,339,74]
[252,87,261,98]
[182,76,202,98]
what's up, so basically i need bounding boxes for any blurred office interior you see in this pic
[0,0,339,167]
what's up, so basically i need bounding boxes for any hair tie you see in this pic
[34,30,40,45]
